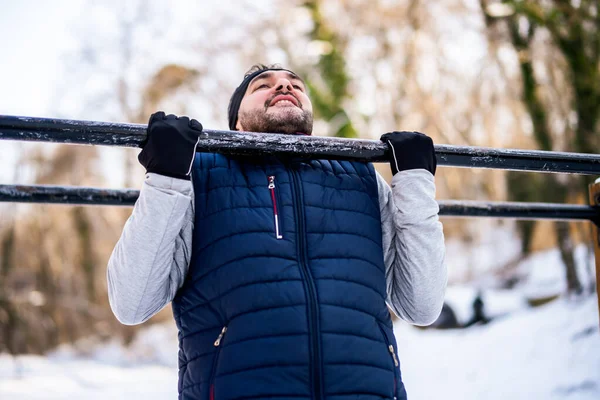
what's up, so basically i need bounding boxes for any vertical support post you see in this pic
[589,179,600,325]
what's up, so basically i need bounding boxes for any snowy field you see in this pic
[397,295,599,400]
[1,247,598,400]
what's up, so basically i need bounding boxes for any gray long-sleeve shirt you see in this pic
[107,168,446,326]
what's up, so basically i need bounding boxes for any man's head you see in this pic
[228,64,313,135]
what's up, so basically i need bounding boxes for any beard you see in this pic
[237,106,313,135]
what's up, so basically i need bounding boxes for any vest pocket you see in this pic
[377,322,400,400]
[268,175,283,240]
[209,326,227,400]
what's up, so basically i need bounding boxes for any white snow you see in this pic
[396,296,600,400]
[442,285,527,324]
[0,355,176,399]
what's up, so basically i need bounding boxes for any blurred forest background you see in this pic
[0,0,598,355]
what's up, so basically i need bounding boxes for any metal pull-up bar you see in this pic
[1,114,600,323]
[2,115,600,174]
[0,184,598,223]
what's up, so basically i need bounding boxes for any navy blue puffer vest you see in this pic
[172,153,407,400]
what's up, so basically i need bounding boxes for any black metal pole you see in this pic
[0,185,140,206]
[439,200,600,221]
[1,184,598,222]
[1,115,600,174]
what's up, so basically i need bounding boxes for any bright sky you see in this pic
[0,1,83,183]
[0,1,84,116]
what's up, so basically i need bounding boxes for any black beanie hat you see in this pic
[227,67,295,131]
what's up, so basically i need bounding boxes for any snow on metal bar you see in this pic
[1,115,600,174]
[0,115,146,147]
[0,184,139,206]
[1,184,599,222]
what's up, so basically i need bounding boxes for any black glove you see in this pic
[380,131,437,175]
[138,112,203,180]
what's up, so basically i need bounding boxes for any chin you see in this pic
[239,108,312,135]
[268,107,302,116]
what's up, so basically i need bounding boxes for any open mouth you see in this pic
[269,94,300,108]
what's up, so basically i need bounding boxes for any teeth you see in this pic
[273,99,295,106]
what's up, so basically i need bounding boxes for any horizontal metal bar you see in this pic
[439,200,599,221]
[0,185,139,206]
[1,115,599,174]
[1,184,598,222]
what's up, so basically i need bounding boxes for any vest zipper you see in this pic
[268,176,283,239]
[377,323,399,400]
[209,326,227,400]
[290,169,323,400]
[389,344,399,367]
[390,343,398,400]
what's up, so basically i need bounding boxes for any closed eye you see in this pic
[254,84,269,91]
[293,84,304,92]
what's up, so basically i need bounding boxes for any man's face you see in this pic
[236,70,314,135]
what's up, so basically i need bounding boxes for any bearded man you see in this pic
[108,64,446,400]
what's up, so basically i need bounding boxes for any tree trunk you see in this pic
[72,207,96,302]
[555,221,583,295]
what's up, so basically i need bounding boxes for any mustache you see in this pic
[264,91,302,109]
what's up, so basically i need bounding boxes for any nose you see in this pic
[275,78,293,92]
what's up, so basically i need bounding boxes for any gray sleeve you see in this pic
[377,169,447,326]
[107,173,194,325]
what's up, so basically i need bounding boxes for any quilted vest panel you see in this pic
[172,153,407,400]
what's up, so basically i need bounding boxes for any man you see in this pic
[108,64,446,400]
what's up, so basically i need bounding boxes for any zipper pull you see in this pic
[268,175,283,240]
[389,345,399,367]
[214,326,227,347]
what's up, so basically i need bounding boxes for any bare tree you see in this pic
[479,0,599,294]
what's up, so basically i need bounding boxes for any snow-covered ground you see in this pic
[397,296,599,400]
[1,247,598,400]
